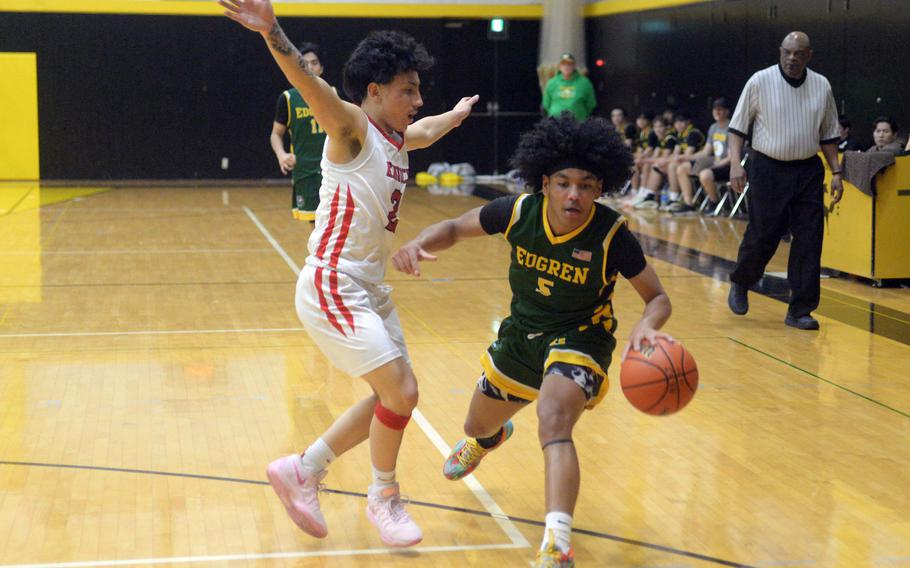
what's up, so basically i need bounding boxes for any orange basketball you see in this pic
[620,339,698,416]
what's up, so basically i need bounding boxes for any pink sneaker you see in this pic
[266,454,328,538]
[365,483,423,547]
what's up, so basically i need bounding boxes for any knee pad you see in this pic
[374,401,411,430]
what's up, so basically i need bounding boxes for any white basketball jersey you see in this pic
[306,117,408,284]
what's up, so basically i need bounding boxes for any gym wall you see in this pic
[587,0,910,147]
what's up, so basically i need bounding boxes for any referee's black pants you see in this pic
[730,151,824,318]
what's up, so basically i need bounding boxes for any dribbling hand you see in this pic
[622,326,675,362]
[219,0,276,33]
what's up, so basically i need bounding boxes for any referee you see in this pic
[726,31,843,330]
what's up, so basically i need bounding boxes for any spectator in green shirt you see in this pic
[542,53,596,121]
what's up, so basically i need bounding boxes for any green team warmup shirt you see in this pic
[477,192,647,404]
[542,71,596,120]
[274,87,326,182]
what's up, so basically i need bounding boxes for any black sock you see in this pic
[477,427,504,449]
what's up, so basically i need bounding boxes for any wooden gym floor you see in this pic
[0,182,907,567]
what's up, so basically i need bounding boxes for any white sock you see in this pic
[299,438,335,476]
[371,465,396,487]
[668,192,680,201]
[541,511,573,553]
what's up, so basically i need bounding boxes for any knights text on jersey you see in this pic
[305,118,408,284]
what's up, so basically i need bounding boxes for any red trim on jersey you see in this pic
[367,116,404,150]
[326,186,357,332]
[314,267,345,336]
[328,186,356,268]
[315,185,341,260]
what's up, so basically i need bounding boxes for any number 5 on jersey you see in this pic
[536,277,554,296]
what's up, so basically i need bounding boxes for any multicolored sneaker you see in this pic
[443,420,514,480]
[266,454,328,538]
[365,482,423,547]
[534,542,575,567]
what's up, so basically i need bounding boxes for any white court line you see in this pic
[245,207,530,548]
[0,543,528,568]
[0,328,305,339]
[412,409,530,547]
[0,249,274,256]
[243,206,301,276]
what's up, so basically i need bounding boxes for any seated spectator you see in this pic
[630,115,679,209]
[671,98,731,215]
[837,115,865,152]
[610,107,639,148]
[625,111,654,202]
[644,111,704,210]
[867,116,905,155]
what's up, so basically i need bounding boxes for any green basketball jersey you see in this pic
[503,193,626,333]
[284,88,326,182]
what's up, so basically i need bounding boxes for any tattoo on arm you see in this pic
[267,22,293,56]
[267,22,315,77]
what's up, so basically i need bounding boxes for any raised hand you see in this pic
[218,0,276,33]
[451,95,480,126]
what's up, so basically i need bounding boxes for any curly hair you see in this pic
[342,30,434,104]
[509,113,633,193]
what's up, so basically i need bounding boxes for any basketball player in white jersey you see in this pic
[220,0,478,548]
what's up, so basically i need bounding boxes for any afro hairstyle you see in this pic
[342,30,434,105]
[509,112,633,193]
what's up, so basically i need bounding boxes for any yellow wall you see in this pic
[0,53,39,181]
[0,1,541,18]
[0,0,711,18]
[585,0,710,17]
[0,53,41,303]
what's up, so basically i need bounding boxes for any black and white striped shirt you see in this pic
[729,64,840,161]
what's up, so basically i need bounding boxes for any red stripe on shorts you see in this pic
[314,266,345,337]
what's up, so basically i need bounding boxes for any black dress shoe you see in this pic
[728,283,748,315]
[785,314,820,330]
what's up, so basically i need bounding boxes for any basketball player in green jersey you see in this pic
[269,42,326,221]
[393,114,674,567]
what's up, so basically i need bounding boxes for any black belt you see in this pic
[751,150,820,167]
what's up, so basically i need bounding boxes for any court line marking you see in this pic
[728,336,909,419]
[0,248,276,256]
[0,461,751,567]
[244,206,530,548]
[243,206,301,276]
[0,327,305,339]
[0,543,529,568]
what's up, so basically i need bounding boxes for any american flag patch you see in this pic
[572,248,592,261]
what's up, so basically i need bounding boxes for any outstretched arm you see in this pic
[621,264,673,360]
[219,0,364,151]
[405,95,479,151]
[392,206,488,276]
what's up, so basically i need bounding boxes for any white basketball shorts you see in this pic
[295,263,409,377]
